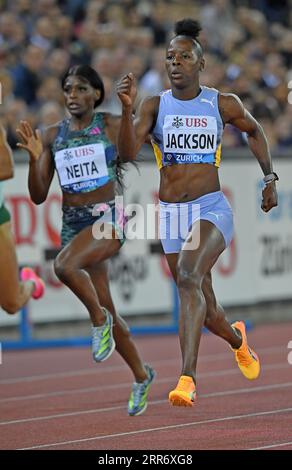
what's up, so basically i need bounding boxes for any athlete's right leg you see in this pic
[85,260,149,382]
[0,221,34,314]
[165,255,241,348]
[85,260,155,415]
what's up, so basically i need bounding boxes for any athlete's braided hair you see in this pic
[174,18,203,57]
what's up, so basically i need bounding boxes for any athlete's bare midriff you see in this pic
[62,180,115,206]
[159,163,220,202]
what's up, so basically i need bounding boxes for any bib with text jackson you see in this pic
[163,115,217,165]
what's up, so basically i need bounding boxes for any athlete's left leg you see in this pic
[54,224,120,327]
[202,272,241,348]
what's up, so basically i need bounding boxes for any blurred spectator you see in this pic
[252,0,291,27]
[11,45,45,106]
[46,49,71,79]
[70,20,99,65]
[54,15,75,50]
[144,1,169,46]
[274,115,292,148]
[64,0,88,22]
[200,0,238,52]
[140,47,166,95]
[34,0,58,17]
[0,12,18,48]
[2,99,29,149]
[30,16,56,52]
[0,69,14,103]
[36,76,64,108]
[38,101,65,129]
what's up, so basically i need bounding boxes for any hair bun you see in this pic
[174,19,202,40]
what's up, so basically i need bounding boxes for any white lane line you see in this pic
[0,362,289,403]
[0,345,285,385]
[249,440,292,450]
[18,407,292,450]
[1,378,291,426]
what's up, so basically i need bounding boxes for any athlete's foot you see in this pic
[231,321,260,380]
[92,308,116,362]
[169,375,196,407]
[128,364,156,416]
[20,267,45,299]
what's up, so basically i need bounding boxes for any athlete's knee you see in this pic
[1,299,21,315]
[176,261,203,291]
[54,256,73,283]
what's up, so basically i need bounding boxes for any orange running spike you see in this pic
[169,375,196,407]
[231,321,260,380]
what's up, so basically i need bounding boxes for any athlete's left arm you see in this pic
[219,93,278,212]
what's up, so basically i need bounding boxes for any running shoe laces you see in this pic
[236,346,256,367]
[128,364,156,416]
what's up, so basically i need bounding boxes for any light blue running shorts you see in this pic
[159,191,234,254]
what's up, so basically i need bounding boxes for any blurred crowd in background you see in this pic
[0,0,291,151]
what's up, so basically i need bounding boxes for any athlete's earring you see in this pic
[95,90,101,100]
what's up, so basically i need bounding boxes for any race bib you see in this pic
[163,115,217,161]
[55,143,109,188]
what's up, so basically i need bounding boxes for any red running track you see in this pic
[0,322,292,450]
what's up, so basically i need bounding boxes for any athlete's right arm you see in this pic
[0,125,14,181]
[16,121,55,205]
[117,73,158,161]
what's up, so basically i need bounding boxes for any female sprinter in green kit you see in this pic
[17,65,155,416]
[0,124,44,315]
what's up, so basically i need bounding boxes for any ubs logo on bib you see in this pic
[64,150,74,161]
[172,117,183,129]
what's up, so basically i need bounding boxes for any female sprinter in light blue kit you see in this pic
[117,19,278,407]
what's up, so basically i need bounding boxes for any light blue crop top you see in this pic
[151,86,224,169]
